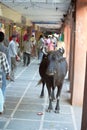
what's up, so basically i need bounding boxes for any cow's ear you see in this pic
[58,47,65,55]
[42,48,48,55]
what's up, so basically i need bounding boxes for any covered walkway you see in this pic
[0,58,82,130]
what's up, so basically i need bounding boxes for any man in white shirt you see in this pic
[8,34,18,81]
[23,37,32,66]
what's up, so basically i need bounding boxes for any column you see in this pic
[71,0,87,105]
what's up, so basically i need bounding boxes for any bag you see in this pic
[0,88,4,113]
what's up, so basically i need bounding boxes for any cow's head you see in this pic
[45,48,65,76]
[45,51,58,76]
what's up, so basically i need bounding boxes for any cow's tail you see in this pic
[35,79,42,87]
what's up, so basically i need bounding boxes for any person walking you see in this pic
[8,34,18,81]
[0,32,10,114]
[0,31,10,99]
[30,34,36,57]
[0,32,10,65]
[23,36,32,66]
[0,51,10,114]
[37,35,45,63]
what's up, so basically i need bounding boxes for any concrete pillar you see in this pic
[69,15,75,94]
[81,52,87,130]
[71,0,87,105]
[64,24,71,70]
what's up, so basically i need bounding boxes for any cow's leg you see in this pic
[46,86,53,112]
[40,81,45,98]
[51,77,56,101]
[51,87,55,101]
[55,84,62,113]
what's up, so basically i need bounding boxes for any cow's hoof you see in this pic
[0,112,3,115]
[46,108,52,112]
[54,109,60,113]
[40,95,44,98]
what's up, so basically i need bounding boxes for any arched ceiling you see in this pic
[1,0,72,31]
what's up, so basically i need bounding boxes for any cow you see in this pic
[39,48,67,113]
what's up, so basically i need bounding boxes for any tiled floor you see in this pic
[0,58,82,130]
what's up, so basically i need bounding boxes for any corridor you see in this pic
[0,58,82,130]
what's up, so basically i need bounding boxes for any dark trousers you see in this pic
[10,57,17,81]
[23,52,30,66]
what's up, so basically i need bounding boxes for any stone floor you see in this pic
[0,58,82,130]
